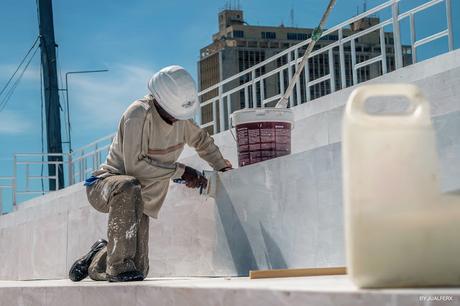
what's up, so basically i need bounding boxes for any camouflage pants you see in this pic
[86,175,149,280]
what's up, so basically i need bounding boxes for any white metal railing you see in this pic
[0,176,14,214]
[69,133,115,184]
[197,0,455,134]
[2,134,115,211]
[0,0,456,214]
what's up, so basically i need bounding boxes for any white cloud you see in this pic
[0,110,33,134]
[68,63,155,131]
[0,64,41,84]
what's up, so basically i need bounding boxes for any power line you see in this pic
[0,36,40,98]
[0,46,40,111]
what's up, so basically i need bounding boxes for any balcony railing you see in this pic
[197,0,455,134]
[0,134,115,211]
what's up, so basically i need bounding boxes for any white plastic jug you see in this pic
[343,84,460,288]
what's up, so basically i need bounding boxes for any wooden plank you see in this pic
[249,266,347,279]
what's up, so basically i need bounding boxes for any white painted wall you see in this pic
[1,50,460,280]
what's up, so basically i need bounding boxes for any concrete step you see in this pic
[1,275,459,306]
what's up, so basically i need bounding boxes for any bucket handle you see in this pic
[345,84,431,125]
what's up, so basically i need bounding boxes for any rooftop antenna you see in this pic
[363,0,367,12]
[290,7,295,27]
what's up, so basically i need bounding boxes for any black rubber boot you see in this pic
[69,239,107,282]
[107,271,145,282]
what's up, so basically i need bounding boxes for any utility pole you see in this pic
[37,0,64,190]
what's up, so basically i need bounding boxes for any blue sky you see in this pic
[0,0,458,209]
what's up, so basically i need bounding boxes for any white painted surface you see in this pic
[1,50,460,281]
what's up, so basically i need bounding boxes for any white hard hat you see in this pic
[148,65,199,120]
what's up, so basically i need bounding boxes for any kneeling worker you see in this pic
[69,65,232,282]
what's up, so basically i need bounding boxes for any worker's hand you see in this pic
[219,159,233,172]
[181,166,207,189]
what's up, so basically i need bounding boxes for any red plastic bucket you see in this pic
[231,108,294,167]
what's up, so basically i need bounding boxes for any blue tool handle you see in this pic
[173,178,187,184]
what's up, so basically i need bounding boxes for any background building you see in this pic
[198,8,412,133]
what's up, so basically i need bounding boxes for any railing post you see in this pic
[380,28,388,74]
[227,95,232,129]
[294,49,301,106]
[328,48,336,93]
[95,143,99,170]
[244,86,249,109]
[25,164,30,192]
[251,70,257,108]
[218,85,225,133]
[55,162,59,191]
[339,28,346,89]
[409,13,417,64]
[305,59,311,102]
[79,153,84,182]
[279,70,285,99]
[351,38,358,85]
[260,78,265,107]
[446,0,454,51]
[197,100,202,126]
[391,0,403,69]
[68,153,73,186]
[212,100,217,134]
[287,51,293,107]
[218,50,225,132]
[83,158,88,182]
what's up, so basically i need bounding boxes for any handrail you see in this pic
[197,0,455,134]
[197,0,397,98]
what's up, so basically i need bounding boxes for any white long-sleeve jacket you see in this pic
[94,94,227,218]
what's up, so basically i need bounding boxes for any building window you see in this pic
[233,30,244,38]
[287,33,309,40]
[261,32,276,39]
[326,35,338,41]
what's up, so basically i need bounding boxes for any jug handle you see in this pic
[345,84,431,125]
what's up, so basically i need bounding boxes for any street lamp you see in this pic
[64,69,109,152]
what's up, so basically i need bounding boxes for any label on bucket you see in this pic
[236,121,291,167]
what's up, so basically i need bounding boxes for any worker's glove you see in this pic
[181,166,208,189]
[219,159,233,172]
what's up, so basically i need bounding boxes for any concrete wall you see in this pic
[1,50,460,280]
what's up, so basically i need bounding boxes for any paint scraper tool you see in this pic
[200,170,217,198]
[173,170,217,198]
